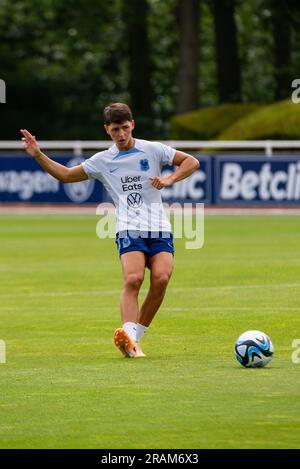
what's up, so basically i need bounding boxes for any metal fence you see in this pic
[1,140,300,156]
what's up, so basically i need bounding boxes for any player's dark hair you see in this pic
[103,103,133,125]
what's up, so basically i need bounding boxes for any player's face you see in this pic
[104,120,135,150]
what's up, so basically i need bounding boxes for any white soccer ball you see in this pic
[234,330,274,368]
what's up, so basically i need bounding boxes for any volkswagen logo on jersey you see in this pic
[63,156,95,202]
[127,192,143,208]
[139,159,150,171]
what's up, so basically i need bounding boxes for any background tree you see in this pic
[0,0,128,139]
[175,0,200,114]
[211,0,241,103]
[235,0,274,103]
[148,0,178,137]
[269,0,292,100]
[268,0,300,100]
[122,0,154,136]
[1,0,300,139]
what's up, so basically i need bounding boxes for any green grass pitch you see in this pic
[0,214,300,449]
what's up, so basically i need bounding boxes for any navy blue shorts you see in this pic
[116,231,175,259]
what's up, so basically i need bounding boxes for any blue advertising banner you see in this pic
[214,155,300,205]
[0,152,209,204]
[4,152,300,206]
[161,154,211,204]
[0,154,104,203]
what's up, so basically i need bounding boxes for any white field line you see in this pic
[2,306,298,313]
[1,204,300,215]
[3,305,298,311]
[163,307,299,311]
[0,283,299,298]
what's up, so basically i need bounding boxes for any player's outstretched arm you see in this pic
[20,129,88,183]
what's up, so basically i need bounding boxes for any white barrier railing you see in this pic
[1,140,300,156]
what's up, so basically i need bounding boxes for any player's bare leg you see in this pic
[138,252,173,327]
[114,251,147,357]
[120,251,146,323]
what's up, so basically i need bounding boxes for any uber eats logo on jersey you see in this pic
[121,175,142,191]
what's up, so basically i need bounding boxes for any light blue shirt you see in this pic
[82,139,175,233]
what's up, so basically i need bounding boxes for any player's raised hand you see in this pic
[20,129,41,157]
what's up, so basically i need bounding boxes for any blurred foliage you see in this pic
[0,0,128,139]
[198,0,218,106]
[148,0,178,137]
[170,103,263,140]
[217,100,300,140]
[1,0,300,139]
[236,0,275,102]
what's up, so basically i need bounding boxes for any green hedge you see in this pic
[169,103,262,140]
[217,100,300,140]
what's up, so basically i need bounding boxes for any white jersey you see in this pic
[81,138,175,234]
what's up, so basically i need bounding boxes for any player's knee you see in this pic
[152,272,171,290]
[124,272,144,291]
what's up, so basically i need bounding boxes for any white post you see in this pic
[0,79,6,103]
[265,140,273,157]
[73,141,83,156]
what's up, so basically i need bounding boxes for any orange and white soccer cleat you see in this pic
[114,328,146,358]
